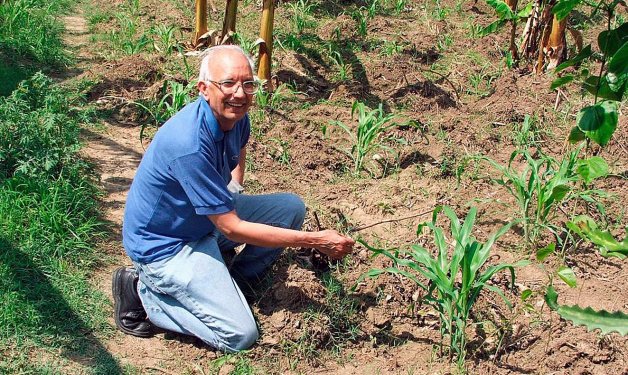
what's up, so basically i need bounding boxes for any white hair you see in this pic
[197,45,256,82]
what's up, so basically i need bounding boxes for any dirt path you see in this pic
[62,12,191,372]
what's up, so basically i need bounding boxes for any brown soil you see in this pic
[67,0,628,373]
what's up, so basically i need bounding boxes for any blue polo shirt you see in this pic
[122,97,250,263]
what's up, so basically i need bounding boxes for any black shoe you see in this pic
[112,267,154,338]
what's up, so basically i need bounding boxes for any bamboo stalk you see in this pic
[194,0,208,45]
[257,0,275,91]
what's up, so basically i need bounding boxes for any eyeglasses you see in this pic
[206,79,260,95]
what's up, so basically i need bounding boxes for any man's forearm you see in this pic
[221,219,322,249]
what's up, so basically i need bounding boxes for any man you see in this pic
[113,45,355,352]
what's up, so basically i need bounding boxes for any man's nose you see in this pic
[232,83,247,97]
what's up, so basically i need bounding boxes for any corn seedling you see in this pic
[352,10,369,37]
[394,0,408,14]
[479,147,608,249]
[287,0,316,34]
[255,82,294,112]
[150,24,181,55]
[233,32,259,57]
[269,138,291,165]
[326,101,399,176]
[379,39,404,56]
[328,50,351,82]
[136,80,196,142]
[359,206,528,369]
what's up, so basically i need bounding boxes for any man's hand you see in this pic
[314,230,355,260]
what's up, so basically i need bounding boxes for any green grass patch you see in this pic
[0,74,118,373]
[0,0,72,95]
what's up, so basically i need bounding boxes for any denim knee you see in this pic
[223,321,259,352]
[283,193,306,230]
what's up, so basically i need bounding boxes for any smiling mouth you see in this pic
[226,102,246,108]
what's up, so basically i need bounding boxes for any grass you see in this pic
[0,0,72,95]
[0,74,115,372]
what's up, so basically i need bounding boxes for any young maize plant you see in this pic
[359,206,528,369]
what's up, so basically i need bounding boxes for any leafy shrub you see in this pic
[0,73,89,180]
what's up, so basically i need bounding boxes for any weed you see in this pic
[0,0,70,86]
[360,206,527,370]
[380,39,404,56]
[211,353,257,374]
[269,138,291,165]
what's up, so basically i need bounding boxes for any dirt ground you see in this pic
[64,0,628,373]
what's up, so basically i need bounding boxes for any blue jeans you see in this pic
[133,193,306,352]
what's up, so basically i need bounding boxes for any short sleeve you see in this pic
[169,151,234,216]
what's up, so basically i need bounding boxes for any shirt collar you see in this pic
[199,96,224,142]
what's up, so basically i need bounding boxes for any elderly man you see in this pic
[112,45,354,352]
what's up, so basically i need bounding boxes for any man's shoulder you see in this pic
[152,99,207,151]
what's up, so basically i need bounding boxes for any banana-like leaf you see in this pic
[545,286,628,336]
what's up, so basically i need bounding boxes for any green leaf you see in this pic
[598,22,628,57]
[521,289,533,301]
[576,156,608,184]
[545,286,628,336]
[552,0,582,20]
[568,126,586,143]
[479,19,506,36]
[582,76,623,101]
[551,75,574,90]
[545,285,559,310]
[549,184,570,203]
[577,103,605,131]
[568,215,628,259]
[485,0,515,19]
[536,242,556,261]
[607,43,628,93]
[576,101,618,146]
[555,45,592,73]
[557,266,577,287]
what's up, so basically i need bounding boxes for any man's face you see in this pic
[198,50,254,131]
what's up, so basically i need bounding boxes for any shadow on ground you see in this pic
[0,236,123,373]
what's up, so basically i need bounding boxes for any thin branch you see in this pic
[348,207,435,233]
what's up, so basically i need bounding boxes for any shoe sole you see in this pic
[112,267,154,338]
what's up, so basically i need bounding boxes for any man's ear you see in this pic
[197,81,209,100]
